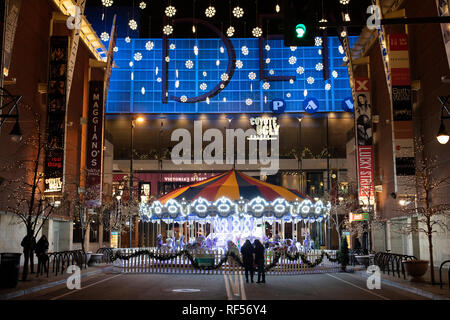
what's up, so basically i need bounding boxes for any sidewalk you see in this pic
[356,265,450,300]
[0,264,114,300]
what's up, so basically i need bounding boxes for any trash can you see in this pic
[0,253,22,289]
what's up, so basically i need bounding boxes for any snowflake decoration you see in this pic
[266,58,271,64]
[145,41,154,51]
[101,32,109,42]
[332,70,338,78]
[165,6,176,17]
[290,46,297,51]
[180,96,188,103]
[262,82,270,90]
[286,93,292,98]
[241,46,249,55]
[157,77,162,82]
[246,98,253,106]
[296,66,305,74]
[203,71,208,77]
[169,43,176,50]
[289,56,297,65]
[134,52,142,61]
[113,46,118,52]
[307,77,315,84]
[227,26,235,37]
[236,60,243,69]
[205,6,216,18]
[102,0,113,7]
[338,45,344,54]
[200,83,207,91]
[129,19,138,30]
[165,56,170,62]
[248,72,256,80]
[233,6,244,18]
[139,2,146,10]
[315,63,324,71]
[163,25,173,35]
[221,73,229,81]
[269,69,275,75]
[315,37,323,47]
[325,83,331,91]
[265,44,271,51]
[125,37,131,43]
[185,60,194,69]
[252,27,263,38]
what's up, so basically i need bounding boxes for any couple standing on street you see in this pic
[241,239,265,284]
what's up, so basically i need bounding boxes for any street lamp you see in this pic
[437,96,450,145]
[0,88,22,142]
[129,115,145,248]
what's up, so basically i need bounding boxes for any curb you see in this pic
[0,266,114,300]
[355,270,450,300]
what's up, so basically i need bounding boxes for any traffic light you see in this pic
[283,0,319,47]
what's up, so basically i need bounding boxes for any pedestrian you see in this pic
[227,240,240,272]
[35,235,49,275]
[21,234,36,274]
[254,239,266,284]
[240,239,255,283]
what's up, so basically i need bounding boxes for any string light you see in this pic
[205,6,216,18]
[129,19,138,30]
[233,6,244,18]
[170,43,176,50]
[180,95,188,102]
[226,26,235,37]
[221,73,229,81]
[165,6,177,17]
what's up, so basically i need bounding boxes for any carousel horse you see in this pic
[204,235,218,250]
[160,238,173,252]
[174,235,185,251]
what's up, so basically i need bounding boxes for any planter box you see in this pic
[403,260,429,281]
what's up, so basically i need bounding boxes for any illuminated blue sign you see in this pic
[105,37,357,114]
[271,99,286,114]
[303,97,320,114]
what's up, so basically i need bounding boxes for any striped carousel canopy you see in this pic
[158,170,310,204]
[142,170,330,221]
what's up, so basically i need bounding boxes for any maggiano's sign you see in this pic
[85,81,104,207]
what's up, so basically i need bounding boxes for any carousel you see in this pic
[140,170,330,252]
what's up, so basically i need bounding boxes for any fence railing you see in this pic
[110,248,340,275]
[373,252,417,279]
[96,248,114,264]
[439,260,450,290]
[38,250,88,277]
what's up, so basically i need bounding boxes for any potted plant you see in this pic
[337,237,349,271]
[403,260,429,281]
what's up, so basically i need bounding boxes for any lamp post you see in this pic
[436,96,450,145]
[129,116,144,248]
[0,88,22,141]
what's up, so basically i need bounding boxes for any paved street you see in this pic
[15,271,428,300]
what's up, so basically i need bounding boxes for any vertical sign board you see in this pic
[389,34,415,177]
[85,81,104,208]
[44,37,68,193]
[354,78,375,206]
[2,0,22,78]
[436,0,450,71]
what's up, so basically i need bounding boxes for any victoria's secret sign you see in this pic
[85,81,104,207]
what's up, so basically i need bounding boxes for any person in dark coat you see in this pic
[35,235,49,275]
[240,240,255,283]
[21,234,36,274]
[254,239,266,284]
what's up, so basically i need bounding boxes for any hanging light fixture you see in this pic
[437,96,450,144]
[9,120,22,142]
